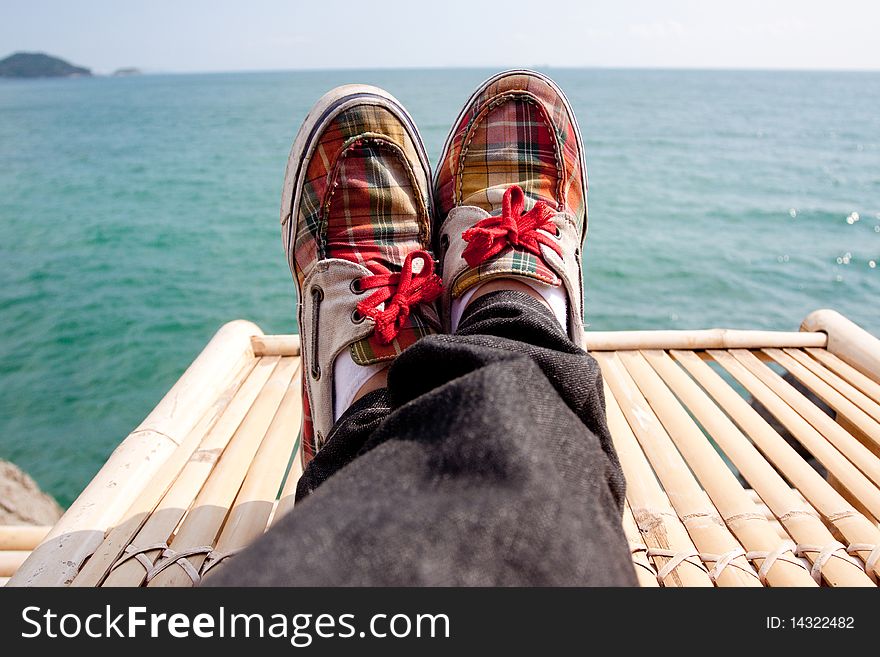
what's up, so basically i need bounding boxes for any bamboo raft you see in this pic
[6,308,880,587]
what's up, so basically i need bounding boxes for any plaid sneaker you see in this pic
[281,85,441,465]
[434,70,588,345]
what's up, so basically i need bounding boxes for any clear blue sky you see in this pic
[2,0,879,73]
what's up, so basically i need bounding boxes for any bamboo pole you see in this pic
[616,351,815,586]
[99,356,282,587]
[0,551,29,577]
[784,349,880,422]
[148,357,300,587]
[72,357,259,586]
[584,329,825,352]
[274,440,304,524]
[836,417,880,463]
[256,330,829,357]
[746,487,812,511]
[622,500,660,587]
[726,349,880,487]
[708,350,880,520]
[643,349,872,586]
[801,309,880,381]
[251,329,833,359]
[603,380,713,586]
[598,353,762,586]
[0,526,50,551]
[251,334,301,357]
[202,365,303,580]
[764,348,880,444]
[8,320,262,587]
[805,348,880,406]
[673,349,880,580]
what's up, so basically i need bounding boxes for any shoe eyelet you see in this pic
[350,278,365,294]
[311,363,321,380]
[311,285,324,301]
[552,225,562,239]
[440,234,450,252]
[351,309,365,324]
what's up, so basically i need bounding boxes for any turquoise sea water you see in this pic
[1,69,879,506]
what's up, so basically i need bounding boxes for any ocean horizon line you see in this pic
[5,63,880,79]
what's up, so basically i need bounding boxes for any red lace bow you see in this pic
[356,250,442,345]
[461,185,562,268]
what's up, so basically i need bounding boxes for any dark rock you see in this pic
[0,460,63,525]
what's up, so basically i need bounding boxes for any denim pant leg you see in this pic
[208,290,636,586]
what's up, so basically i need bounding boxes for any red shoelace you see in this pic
[461,185,562,268]
[355,250,443,344]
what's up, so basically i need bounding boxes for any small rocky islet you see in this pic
[0,52,92,78]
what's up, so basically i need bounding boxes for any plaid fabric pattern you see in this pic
[293,105,435,365]
[435,72,586,297]
[458,97,561,211]
[294,105,430,279]
[436,73,586,219]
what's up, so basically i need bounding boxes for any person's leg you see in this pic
[208,288,635,586]
[206,70,635,586]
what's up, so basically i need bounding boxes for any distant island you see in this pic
[112,67,142,77]
[0,52,91,78]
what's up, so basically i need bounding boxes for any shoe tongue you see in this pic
[324,141,424,271]
[463,183,556,215]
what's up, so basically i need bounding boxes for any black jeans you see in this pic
[209,291,637,586]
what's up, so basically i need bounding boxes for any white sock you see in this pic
[451,280,568,332]
[527,280,569,330]
[333,350,386,421]
[450,287,479,332]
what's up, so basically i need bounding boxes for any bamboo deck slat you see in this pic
[672,351,880,580]
[0,527,46,585]
[8,309,880,587]
[202,365,304,578]
[602,379,714,586]
[764,348,880,446]
[622,501,661,587]
[784,348,880,423]
[274,444,305,524]
[718,350,880,493]
[87,356,283,587]
[0,551,30,578]
[805,348,880,405]
[643,350,872,586]
[147,357,300,588]
[0,525,49,551]
[600,352,784,586]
